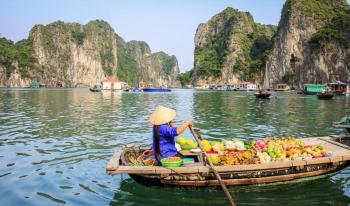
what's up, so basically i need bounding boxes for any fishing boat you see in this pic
[143,88,171,92]
[255,91,271,99]
[89,84,102,92]
[106,135,350,187]
[132,87,142,92]
[302,84,326,95]
[317,92,335,100]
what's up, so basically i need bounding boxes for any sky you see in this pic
[1,0,289,72]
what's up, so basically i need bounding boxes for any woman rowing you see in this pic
[149,106,192,162]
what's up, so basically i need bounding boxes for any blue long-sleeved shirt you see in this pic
[152,124,178,160]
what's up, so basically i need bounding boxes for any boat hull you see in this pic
[143,88,171,92]
[303,90,320,95]
[317,93,335,99]
[129,163,347,187]
[255,93,271,98]
[89,88,101,92]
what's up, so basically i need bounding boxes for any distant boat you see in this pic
[89,88,101,92]
[317,92,335,100]
[143,88,171,92]
[89,84,102,92]
[302,84,326,95]
[132,87,142,92]
[255,91,271,99]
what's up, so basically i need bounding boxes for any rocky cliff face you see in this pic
[263,0,350,88]
[29,20,116,87]
[192,7,276,85]
[117,36,180,87]
[0,20,180,87]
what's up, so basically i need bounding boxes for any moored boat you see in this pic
[106,135,350,187]
[89,87,101,92]
[317,92,335,100]
[255,92,271,99]
[89,84,102,92]
[302,84,326,95]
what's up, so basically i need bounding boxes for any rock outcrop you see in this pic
[117,36,180,87]
[192,7,276,85]
[263,0,350,88]
[0,20,180,87]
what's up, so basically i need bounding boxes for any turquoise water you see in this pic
[0,89,349,205]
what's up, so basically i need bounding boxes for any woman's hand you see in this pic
[177,120,193,135]
[186,121,193,127]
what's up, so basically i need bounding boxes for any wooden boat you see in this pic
[254,92,271,99]
[89,87,101,92]
[143,88,171,92]
[106,135,350,187]
[317,92,335,100]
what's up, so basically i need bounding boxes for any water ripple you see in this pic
[0,89,349,205]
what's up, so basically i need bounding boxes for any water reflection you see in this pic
[193,92,347,140]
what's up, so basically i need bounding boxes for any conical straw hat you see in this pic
[149,106,176,125]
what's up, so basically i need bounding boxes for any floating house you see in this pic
[101,77,127,91]
[209,84,225,90]
[327,81,347,95]
[225,84,240,91]
[274,84,290,91]
[28,81,41,88]
[303,84,326,95]
[239,82,257,91]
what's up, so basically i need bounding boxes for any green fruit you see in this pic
[209,155,220,165]
[176,137,187,145]
[189,142,198,149]
[209,141,220,146]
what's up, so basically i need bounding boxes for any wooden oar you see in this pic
[189,126,236,206]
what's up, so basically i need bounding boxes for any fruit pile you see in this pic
[178,137,332,166]
[162,156,182,163]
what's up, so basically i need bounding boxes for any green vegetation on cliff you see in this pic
[309,6,350,51]
[194,7,276,81]
[0,20,179,87]
[0,38,35,78]
[116,36,139,85]
[297,0,348,22]
[195,8,241,77]
[279,0,348,29]
[234,23,276,80]
[152,52,177,75]
[280,0,350,51]
[177,70,193,87]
